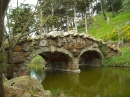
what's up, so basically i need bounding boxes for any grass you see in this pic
[28,55,45,70]
[78,5,130,39]
[89,11,130,39]
[102,47,130,66]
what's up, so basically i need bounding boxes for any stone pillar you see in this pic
[69,58,80,73]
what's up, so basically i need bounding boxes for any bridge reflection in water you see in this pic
[30,67,130,97]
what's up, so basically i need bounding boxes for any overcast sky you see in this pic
[9,0,38,7]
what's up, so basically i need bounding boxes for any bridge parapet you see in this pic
[26,31,119,57]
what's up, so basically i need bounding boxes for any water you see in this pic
[30,67,130,97]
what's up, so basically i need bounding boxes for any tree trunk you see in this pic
[66,15,69,31]
[0,0,6,96]
[6,50,14,79]
[0,1,4,46]
[0,66,5,97]
[60,17,63,31]
[85,7,88,34]
[6,10,15,79]
[74,1,78,32]
[40,11,43,34]
[91,3,94,17]
[100,0,107,20]
[111,0,115,17]
[0,49,5,97]
[66,4,69,32]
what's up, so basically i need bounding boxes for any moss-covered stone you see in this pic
[4,76,51,97]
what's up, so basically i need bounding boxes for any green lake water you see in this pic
[30,67,130,97]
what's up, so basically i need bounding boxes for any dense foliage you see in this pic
[109,25,130,42]
[8,4,35,35]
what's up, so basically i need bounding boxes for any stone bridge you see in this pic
[11,31,119,74]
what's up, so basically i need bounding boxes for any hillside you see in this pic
[78,2,130,40]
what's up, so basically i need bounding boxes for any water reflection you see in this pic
[30,69,46,82]
[30,67,130,97]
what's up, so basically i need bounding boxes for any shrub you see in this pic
[124,25,130,41]
[109,29,118,41]
[108,25,130,42]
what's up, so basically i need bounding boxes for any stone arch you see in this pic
[78,47,103,67]
[24,46,73,71]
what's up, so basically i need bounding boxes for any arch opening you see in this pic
[40,51,72,71]
[28,55,45,70]
[79,50,102,68]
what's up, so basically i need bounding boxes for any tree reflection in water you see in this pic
[30,67,130,97]
[30,69,46,82]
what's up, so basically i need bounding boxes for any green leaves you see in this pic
[108,25,130,42]
[8,4,35,35]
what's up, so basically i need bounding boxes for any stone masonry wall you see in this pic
[10,31,119,75]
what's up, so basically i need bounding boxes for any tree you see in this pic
[0,0,5,95]
[77,0,93,34]
[39,0,86,32]
[63,0,74,31]
[8,4,35,35]
[39,0,95,32]
[4,4,35,79]
[38,0,62,32]
[110,0,115,17]
[0,0,10,96]
[74,0,78,32]
[5,2,38,79]
[106,0,122,17]
[100,0,107,20]
[93,2,101,14]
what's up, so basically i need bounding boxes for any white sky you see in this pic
[9,0,38,7]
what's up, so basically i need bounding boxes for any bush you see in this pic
[108,29,118,41]
[108,25,130,41]
[124,25,130,41]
